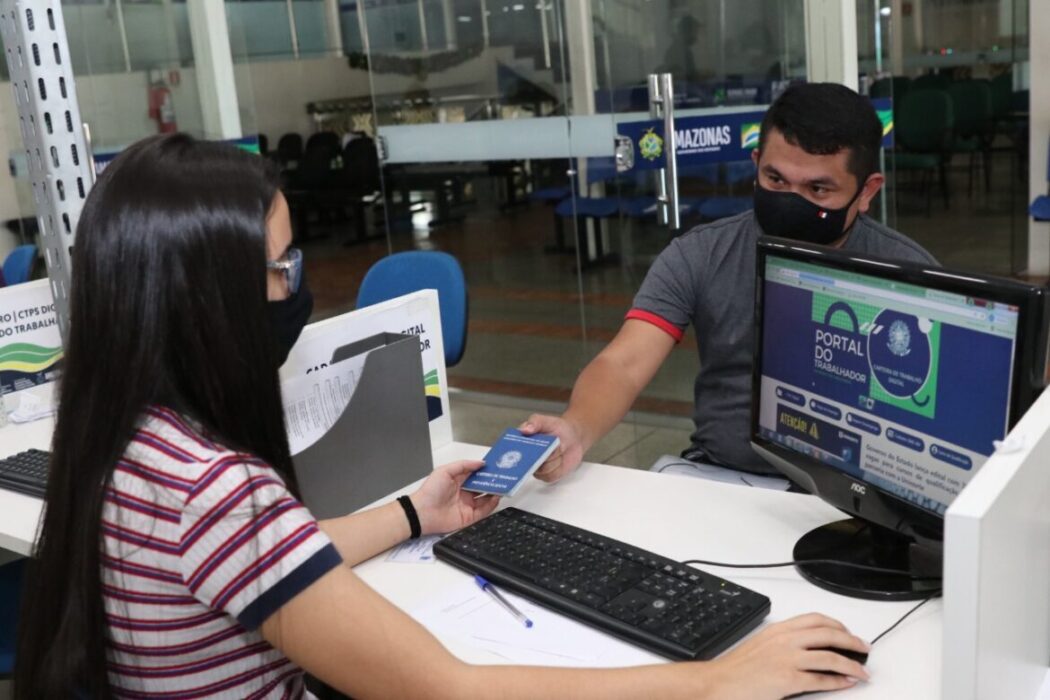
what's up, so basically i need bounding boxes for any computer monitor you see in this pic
[751,237,1049,601]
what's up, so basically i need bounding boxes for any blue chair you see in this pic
[554,196,620,266]
[356,251,468,368]
[0,557,27,676]
[1030,143,1050,222]
[2,244,36,285]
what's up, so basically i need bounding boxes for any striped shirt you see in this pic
[102,406,342,698]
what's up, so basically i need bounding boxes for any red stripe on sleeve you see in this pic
[625,309,685,342]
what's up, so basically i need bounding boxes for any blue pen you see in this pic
[474,575,533,628]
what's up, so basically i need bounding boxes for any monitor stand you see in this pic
[793,518,942,601]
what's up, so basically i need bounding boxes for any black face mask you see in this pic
[268,276,314,367]
[753,182,863,245]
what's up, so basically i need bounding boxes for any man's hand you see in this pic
[410,460,500,535]
[519,414,586,483]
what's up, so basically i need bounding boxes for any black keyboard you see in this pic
[434,507,771,660]
[0,449,49,498]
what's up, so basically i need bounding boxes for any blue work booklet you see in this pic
[463,429,560,497]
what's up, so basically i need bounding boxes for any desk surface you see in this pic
[1,424,941,698]
[357,442,942,700]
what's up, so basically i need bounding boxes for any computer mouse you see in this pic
[813,646,869,671]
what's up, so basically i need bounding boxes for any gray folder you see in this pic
[292,332,434,519]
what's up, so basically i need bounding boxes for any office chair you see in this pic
[2,244,37,285]
[947,80,994,194]
[0,557,27,677]
[891,89,954,213]
[356,251,468,368]
[276,132,304,169]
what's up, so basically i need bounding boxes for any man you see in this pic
[522,82,937,484]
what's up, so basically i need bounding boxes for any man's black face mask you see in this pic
[753,181,864,245]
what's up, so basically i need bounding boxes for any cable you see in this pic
[682,558,942,581]
[869,592,940,646]
[683,557,941,647]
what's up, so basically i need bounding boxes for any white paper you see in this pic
[409,577,654,667]
[385,535,443,563]
[8,389,55,423]
[282,352,369,455]
[280,290,453,451]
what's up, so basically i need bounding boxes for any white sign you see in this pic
[280,289,453,451]
[0,280,62,396]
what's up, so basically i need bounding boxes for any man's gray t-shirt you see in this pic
[630,210,938,475]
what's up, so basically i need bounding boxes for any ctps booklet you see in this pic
[463,428,560,497]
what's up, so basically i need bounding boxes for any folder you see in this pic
[292,332,434,519]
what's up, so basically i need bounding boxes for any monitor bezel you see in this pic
[751,236,1049,540]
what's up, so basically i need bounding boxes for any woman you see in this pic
[15,135,870,699]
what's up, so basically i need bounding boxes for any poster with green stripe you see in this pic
[0,279,63,395]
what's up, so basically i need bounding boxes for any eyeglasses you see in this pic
[266,247,303,295]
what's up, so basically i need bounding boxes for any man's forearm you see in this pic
[563,353,647,453]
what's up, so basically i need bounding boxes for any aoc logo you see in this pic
[638,128,663,161]
[850,482,867,496]
[741,123,761,150]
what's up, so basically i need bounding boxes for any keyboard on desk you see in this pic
[0,449,49,498]
[434,507,770,660]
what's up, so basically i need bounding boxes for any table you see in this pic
[0,426,943,698]
[356,441,942,699]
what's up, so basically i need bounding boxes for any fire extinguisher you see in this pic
[148,81,177,134]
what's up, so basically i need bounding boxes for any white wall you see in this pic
[0,47,509,249]
[236,49,508,142]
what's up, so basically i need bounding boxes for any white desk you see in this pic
[0,426,941,698]
[357,442,941,700]
[0,415,51,554]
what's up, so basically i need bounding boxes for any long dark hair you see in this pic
[14,134,297,698]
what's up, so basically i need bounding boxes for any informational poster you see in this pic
[616,98,894,171]
[280,289,452,451]
[0,279,62,397]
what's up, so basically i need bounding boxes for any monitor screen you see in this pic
[755,250,1024,517]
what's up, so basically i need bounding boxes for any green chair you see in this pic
[891,89,954,213]
[912,72,951,91]
[870,76,910,102]
[947,80,994,194]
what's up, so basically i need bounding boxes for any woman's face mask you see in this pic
[268,276,313,367]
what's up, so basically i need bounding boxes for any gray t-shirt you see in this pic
[630,210,938,474]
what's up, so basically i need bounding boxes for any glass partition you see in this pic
[862,0,1031,277]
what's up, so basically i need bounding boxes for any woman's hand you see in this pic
[410,460,500,535]
[701,613,871,700]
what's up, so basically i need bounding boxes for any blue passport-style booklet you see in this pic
[463,428,560,497]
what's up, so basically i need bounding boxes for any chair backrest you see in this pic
[305,131,340,156]
[990,72,1013,117]
[869,77,893,99]
[947,80,993,137]
[297,132,342,190]
[277,133,303,162]
[2,244,36,285]
[912,72,950,91]
[896,89,954,153]
[356,251,468,368]
[342,135,381,195]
